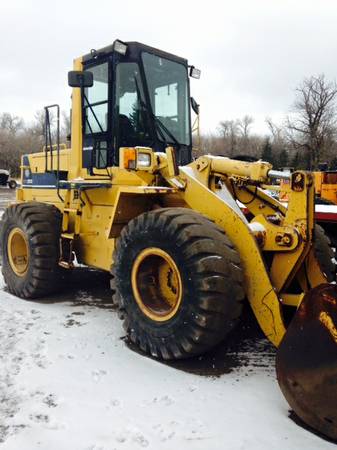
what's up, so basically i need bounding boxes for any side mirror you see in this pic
[68,70,93,88]
[191,97,199,115]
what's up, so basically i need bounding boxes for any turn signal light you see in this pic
[119,147,154,171]
[121,148,136,169]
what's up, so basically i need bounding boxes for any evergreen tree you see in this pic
[261,138,273,165]
[278,149,288,169]
[291,152,300,169]
[330,157,337,170]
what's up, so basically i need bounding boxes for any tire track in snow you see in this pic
[0,307,29,442]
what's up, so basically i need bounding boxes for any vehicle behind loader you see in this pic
[0,40,336,440]
[0,169,17,189]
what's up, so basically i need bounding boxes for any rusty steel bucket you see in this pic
[276,283,337,441]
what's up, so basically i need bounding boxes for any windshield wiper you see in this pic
[134,77,180,149]
[153,114,180,149]
[83,93,104,133]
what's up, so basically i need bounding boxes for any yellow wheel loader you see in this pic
[0,40,336,440]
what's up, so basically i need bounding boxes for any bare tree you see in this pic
[0,113,25,175]
[286,74,337,169]
[237,115,254,141]
[218,119,239,156]
[0,112,23,134]
[266,117,284,143]
[0,110,69,176]
[198,133,224,156]
[218,116,264,158]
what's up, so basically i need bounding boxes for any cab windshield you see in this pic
[141,52,191,146]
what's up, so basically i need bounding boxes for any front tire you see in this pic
[112,208,245,360]
[0,202,67,298]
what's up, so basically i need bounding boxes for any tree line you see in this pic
[1,74,337,176]
[196,74,337,171]
[0,111,69,177]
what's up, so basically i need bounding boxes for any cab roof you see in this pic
[82,40,188,66]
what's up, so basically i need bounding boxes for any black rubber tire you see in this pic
[0,202,67,298]
[314,224,336,282]
[7,180,17,189]
[111,207,245,360]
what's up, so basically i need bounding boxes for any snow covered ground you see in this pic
[0,188,335,450]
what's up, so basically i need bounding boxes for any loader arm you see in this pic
[158,152,327,347]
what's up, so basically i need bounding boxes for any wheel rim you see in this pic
[131,247,183,322]
[7,227,29,276]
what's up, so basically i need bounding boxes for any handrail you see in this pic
[44,104,63,201]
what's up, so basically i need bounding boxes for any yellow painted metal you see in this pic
[228,173,325,293]
[16,179,177,272]
[233,184,287,218]
[22,150,70,177]
[280,293,304,307]
[7,227,29,276]
[131,247,183,322]
[250,215,299,252]
[314,171,323,196]
[69,57,84,179]
[166,146,179,177]
[210,157,272,182]
[270,172,315,292]
[16,149,329,346]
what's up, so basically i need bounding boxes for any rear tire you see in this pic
[111,208,245,360]
[0,202,67,298]
[314,224,335,282]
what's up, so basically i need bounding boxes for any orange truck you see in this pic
[314,170,337,204]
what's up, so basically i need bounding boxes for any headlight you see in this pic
[137,152,151,167]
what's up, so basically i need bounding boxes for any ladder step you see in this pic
[59,260,73,269]
[61,233,75,240]
[63,208,80,213]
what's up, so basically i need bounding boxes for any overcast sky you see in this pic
[1,0,337,135]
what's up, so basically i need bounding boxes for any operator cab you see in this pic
[69,40,199,173]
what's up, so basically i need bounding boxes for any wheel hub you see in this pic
[131,247,182,322]
[7,227,29,276]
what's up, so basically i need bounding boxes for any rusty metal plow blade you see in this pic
[276,283,337,441]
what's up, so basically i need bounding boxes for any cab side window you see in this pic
[84,63,109,134]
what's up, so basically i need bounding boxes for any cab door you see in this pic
[82,58,112,173]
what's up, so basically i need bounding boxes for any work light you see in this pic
[189,66,201,79]
[113,40,128,55]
